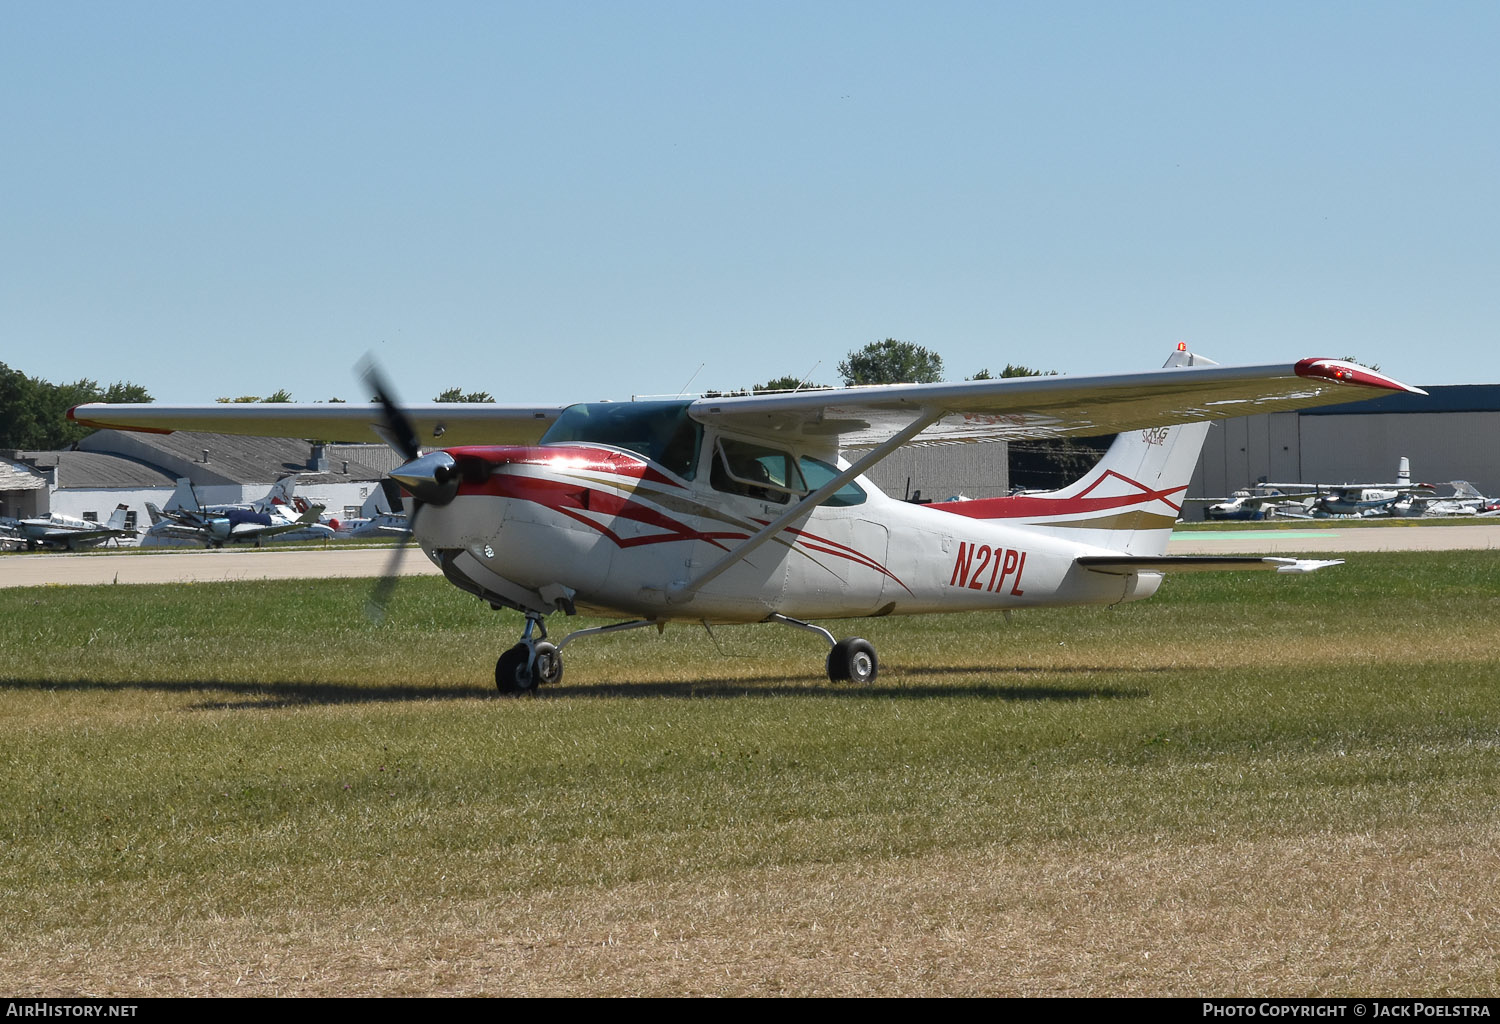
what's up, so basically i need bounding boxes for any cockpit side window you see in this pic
[711,438,806,505]
[539,401,702,480]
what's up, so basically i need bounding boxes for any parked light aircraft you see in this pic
[1265,458,1436,518]
[6,504,135,551]
[1420,480,1498,517]
[71,348,1423,690]
[334,484,411,539]
[1186,485,1316,521]
[144,476,329,547]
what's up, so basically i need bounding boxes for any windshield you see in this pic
[539,401,702,480]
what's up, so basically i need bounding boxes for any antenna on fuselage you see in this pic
[794,360,821,393]
[676,362,706,398]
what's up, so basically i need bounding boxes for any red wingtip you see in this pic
[64,405,176,433]
[1294,359,1427,396]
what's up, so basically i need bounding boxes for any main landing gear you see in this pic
[768,614,879,684]
[493,612,879,693]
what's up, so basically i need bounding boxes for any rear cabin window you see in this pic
[540,401,702,480]
[798,455,867,507]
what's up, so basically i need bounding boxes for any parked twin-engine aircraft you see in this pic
[6,504,136,551]
[71,348,1423,690]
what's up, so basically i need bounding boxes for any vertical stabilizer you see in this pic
[933,347,1215,556]
[164,478,199,512]
[105,503,131,532]
[258,475,301,511]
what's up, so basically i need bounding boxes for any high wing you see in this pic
[1184,490,1318,506]
[68,402,565,448]
[684,356,1423,449]
[70,356,1422,455]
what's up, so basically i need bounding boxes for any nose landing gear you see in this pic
[495,614,564,694]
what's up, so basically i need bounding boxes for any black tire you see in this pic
[532,641,563,685]
[495,643,538,694]
[827,637,878,684]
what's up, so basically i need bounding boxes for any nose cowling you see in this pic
[391,450,460,506]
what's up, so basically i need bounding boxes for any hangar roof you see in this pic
[16,450,177,490]
[0,458,49,491]
[77,430,389,485]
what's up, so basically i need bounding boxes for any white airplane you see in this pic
[143,476,330,548]
[6,504,136,551]
[1264,457,1436,518]
[1418,480,1499,517]
[71,348,1423,690]
[333,485,411,539]
[1186,485,1317,521]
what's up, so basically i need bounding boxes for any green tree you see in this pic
[1000,364,1056,378]
[0,363,153,450]
[753,375,829,393]
[837,339,944,386]
[434,387,496,403]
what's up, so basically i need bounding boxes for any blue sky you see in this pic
[4,1,1496,404]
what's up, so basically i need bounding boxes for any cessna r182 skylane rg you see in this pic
[70,347,1423,691]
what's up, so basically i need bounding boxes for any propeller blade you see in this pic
[356,355,426,624]
[359,356,422,462]
[367,504,421,625]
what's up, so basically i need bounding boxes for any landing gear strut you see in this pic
[767,613,879,684]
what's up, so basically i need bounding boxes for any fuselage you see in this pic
[409,438,1156,624]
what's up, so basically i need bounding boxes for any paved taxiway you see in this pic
[2,523,1497,589]
[1166,523,1500,554]
[0,547,443,589]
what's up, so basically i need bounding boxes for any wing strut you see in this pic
[668,409,939,602]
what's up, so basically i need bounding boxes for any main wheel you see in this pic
[827,637,878,684]
[495,643,538,694]
[532,641,563,685]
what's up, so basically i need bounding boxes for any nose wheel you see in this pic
[495,640,563,693]
[495,614,564,694]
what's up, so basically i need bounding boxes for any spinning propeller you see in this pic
[361,358,460,623]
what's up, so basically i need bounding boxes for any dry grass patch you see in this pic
[9,826,1498,997]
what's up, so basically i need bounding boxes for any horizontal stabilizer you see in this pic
[1078,555,1344,575]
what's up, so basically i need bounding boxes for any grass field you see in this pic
[3,551,1499,996]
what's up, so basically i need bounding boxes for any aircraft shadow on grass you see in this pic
[0,668,1155,710]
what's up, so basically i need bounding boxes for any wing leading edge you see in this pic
[67,402,565,448]
[687,356,1424,448]
[69,355,1422,451]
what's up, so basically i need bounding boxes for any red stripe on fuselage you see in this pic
[930,470,1186,521]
